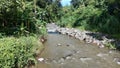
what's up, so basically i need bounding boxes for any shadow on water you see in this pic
[48,32,59,34]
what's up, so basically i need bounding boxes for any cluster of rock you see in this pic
[46,23,120,49]
[57,28,116,48]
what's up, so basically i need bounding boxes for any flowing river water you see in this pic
[33,24,120,68]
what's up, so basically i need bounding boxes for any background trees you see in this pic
[58,0,120,36]
[0,0,62,36]
[0,0,37,35]
[36,0,62,23]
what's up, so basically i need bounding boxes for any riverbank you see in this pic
[34,26,120,68]
[54,24,120,50]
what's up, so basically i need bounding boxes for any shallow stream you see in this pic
[35,33,120,68]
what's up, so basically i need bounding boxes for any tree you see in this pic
[71,0,81,8]
[0,0,40,35]
[36,0,62,23]
[36,0,53,8]
[58,0,120,34]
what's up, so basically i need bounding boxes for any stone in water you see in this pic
[38,58,44,62]
[57,43,62,46]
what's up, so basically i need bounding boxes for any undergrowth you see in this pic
[0,36,43,68]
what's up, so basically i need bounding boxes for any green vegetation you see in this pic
[0,0,46,36]
[0,0,120,67]
[56,0,120,50]
[0,0,61,36]
[0,36,42,68]
[0,0,63,67]
[105,42,116,49]
[57,0,120,36]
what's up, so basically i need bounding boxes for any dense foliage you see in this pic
[0,0,48,67]
[0,0,62,36]
[0,0,33,35]
[36,0,62,23]
[0,36,42,68]
[57,0,120,35]
[0,0,63,67]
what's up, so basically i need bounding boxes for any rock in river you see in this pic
[38,58,44,62]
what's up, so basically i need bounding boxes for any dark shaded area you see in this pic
[88,11,120,34]
[48,32,59,34]
[86,33,106,40]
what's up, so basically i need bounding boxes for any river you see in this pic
[32,23,120,68]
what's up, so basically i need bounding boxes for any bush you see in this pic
[0,36,42,68]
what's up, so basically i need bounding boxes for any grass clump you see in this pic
[105,42,116,50]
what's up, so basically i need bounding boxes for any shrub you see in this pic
[0,36,42,68]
